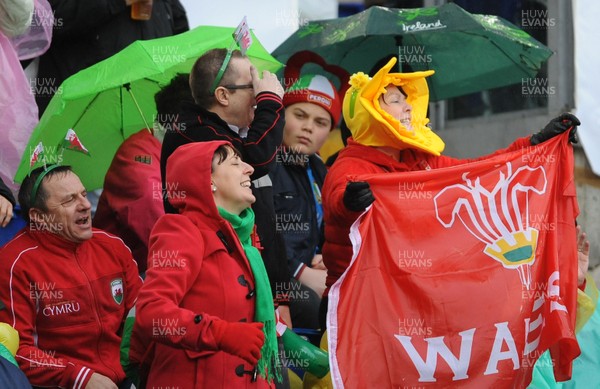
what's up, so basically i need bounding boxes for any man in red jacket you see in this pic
[0,165,142,388]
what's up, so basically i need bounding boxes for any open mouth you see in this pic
[75,216,90,226]
[399,118,413,131]
[240,180,252,188]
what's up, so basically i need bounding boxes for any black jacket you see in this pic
[36,0,189,115]
[161,93,284,185]
[160,92,289,300]
[270,152,327,278]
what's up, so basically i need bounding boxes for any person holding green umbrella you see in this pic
[320,57,581,329]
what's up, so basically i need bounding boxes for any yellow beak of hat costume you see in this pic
[343,57,445,156]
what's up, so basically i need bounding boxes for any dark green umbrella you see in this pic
[272,3,552,101]
[14,25,282,190]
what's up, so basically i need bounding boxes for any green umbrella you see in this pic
[15,25,282,190]
[272,3,552,101]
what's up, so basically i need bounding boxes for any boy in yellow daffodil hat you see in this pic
[318,57,581,329]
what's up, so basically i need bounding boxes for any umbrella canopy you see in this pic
[272,3,553,101]
[14,25,282,190]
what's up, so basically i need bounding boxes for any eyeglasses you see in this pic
[222,83,253,90]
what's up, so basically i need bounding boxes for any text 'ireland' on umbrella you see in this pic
[272,3,553,101]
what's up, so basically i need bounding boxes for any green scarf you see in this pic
[218,207,281,383]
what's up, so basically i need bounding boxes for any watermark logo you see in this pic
[521,146,556,164]
[31,9,64,29]
[398,317,433,337]
[398,181,433,200]
[280,349,310,369]
[521,348,553,369]
[153,181,186,201]
[28,145,64,166]
[398,249,432,269]
[398,45,432,65]
[521,9,556,29]
[274,281,310,303]
[29,281,63,301]
[30,213,64,233]
[29,77,63,97]
[153,113,186,133]
[274,9,309,27]
[521,78,555,97]
[276,145,309,165]
[521,281,549,300]
[279,76,311,91]
[152,46,187,64]
[29,349,65,369]
[275,213,309,234]
[152,318,187,337]
[150,249,187,270]
[528,213,556,232]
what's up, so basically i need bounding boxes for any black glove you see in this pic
[343,181,375,212]
[530,113,580,145]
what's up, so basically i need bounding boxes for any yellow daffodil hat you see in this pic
[343,57,445,156]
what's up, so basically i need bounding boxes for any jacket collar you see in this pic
[26,228,85,255]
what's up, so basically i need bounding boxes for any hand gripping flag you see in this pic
[328,133,580,388]
[61,129,90,156]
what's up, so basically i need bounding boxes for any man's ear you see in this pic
[213,86,230,107]
[29,208,44,223]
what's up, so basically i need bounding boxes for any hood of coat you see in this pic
[165,140,231,217]
[342,57,445,156]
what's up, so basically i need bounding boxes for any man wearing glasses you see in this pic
[0,165,142,388]
[159,49,293,361]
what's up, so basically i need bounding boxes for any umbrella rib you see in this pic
[124,83,152,134]
[336,36,374,68]
[71,93,102,131]
[119,85,124,138]
[461,31,539,74]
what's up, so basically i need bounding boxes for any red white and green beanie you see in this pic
[283,74,342,128]
[282,50,350,128]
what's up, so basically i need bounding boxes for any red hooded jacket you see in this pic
[0,229,142,388]
[132,141,273,388]
[93,129,164,273]
[322,137,532,296]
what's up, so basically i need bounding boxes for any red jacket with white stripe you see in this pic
[0,228,142,388]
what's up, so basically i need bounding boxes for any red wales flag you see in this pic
[328,133,580,388]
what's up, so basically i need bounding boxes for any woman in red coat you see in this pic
[133,140,280,388]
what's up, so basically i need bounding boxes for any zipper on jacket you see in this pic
[73,247,119,379]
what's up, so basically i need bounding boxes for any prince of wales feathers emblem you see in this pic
[434,162,547,289]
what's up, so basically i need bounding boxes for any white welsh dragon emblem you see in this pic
[434,162,547,289]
